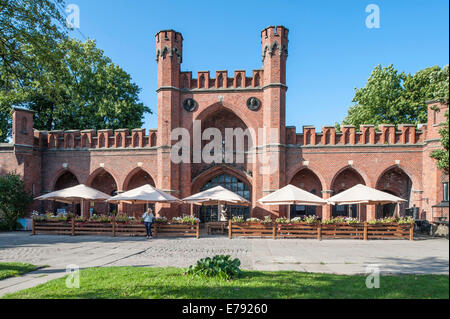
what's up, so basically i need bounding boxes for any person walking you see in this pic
[142,208,155,239]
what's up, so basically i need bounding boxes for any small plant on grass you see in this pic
[186,255,241,280]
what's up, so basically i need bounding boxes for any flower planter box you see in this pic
[227,221,413,240]
[229,221,276,238]
[32,219,199,238]
[277,223,319,239]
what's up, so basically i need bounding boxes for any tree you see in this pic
[0,172,33,231]
[0,0,67,80]
[7,38,151,133]
[0,0,68,141]
[0,1,150,141]
[341,64,448,129]
[429,65,449,174]
[430,110,449,174]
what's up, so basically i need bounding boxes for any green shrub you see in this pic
[0,172,33,231]
[187,255,241,280]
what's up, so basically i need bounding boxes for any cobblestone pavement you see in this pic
[0,232,448,296]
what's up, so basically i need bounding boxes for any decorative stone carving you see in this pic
[183,98,197,112]
[246,97,261,111]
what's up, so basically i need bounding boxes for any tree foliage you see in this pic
[430,110,449,174]
[0,0,67,140]
[341,64,449,129]
[0,172,33,231]
[0,0,150,142]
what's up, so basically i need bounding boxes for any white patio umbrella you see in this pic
[182,186,250,221]
[107,184,181,204]
[257,184,327,219]
[182,185,250,206]
[35,184,111,217]
[327,184,407,220]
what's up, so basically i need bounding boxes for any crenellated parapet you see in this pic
[287,124,424,146]
[36,128,158,150]
[179,69,263,90]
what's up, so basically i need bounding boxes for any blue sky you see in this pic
[67,0,449,131]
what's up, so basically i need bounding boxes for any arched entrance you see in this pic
[197,173,251,223]
[331,167,366,218]
[123,168,156,217]
[289,168,323,218]
[376,167,412,218]
[88,169,118,215]
[53,170,79,214]
[191,107,253,183]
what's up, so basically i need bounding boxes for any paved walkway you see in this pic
[0,232,448,296]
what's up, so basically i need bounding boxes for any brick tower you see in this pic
[260,26,289,216]
[155,30,183,213]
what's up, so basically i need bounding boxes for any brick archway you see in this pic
[331,166,366,219]
[289,168,324,218]
[192,102,256,137]
[191,165,252,222]
[376,166,412,218]
[190,105,254,183]
[51,169,80,191]
[330,166,368,192]
[122,167,156,217]
[86,167,119,191]
[50,170,80,215]
[191,165,252,195]
[53,169,79,191]
[122,167,156,191]
[87,168,119,215]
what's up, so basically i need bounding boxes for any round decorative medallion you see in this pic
[246,97,261,111]
[183,98,197,112]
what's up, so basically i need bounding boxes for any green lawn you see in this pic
[0,262,40,281]
[2,266,448,299]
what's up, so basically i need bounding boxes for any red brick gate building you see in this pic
[0,26,448,222]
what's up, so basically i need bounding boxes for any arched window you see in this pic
[199,173,250,222]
